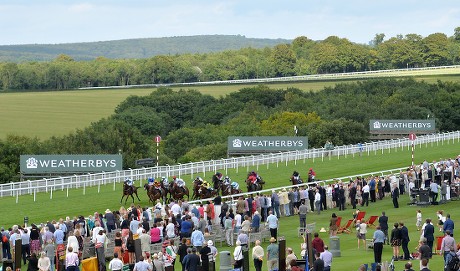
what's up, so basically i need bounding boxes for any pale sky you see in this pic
[1,0,459,45]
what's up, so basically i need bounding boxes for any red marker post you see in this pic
[409,133,417,167]
[155,135,161,167]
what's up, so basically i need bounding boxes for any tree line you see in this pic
[1,30,460,90]
[0,78,459,183]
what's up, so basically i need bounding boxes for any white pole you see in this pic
[98,180,101,193]
[83,182,86,195]
[113,178,116,191]
[16,190,19,204]
[66,186,69,198]
[50,188,53,199]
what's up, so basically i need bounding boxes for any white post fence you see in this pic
[1,131,459,198]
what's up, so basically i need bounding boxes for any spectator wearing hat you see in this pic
[280,188,290,217]
[267,237,279,271]
[207,240,218,262]
[104,209,116,233]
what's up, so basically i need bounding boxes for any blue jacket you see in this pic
[443,218,455,234]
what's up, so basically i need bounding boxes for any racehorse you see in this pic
[246,178,263,192]
[120,183,141,204]
[221,181,242,197]
[212,172,223,195]
[169,182,190,202]
[159,178,171,202]
[246,172,264,192]
[143,184,164,204]
[290,171,303,185]
[197,186,218,199]
[192,177,204,200]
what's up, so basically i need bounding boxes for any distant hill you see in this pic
[0,35,291,62]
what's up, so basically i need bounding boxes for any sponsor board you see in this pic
[369,119,435,133]
[20,154,122,174]
[228,136,308,152]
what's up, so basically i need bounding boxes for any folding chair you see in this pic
[435,236,444,254]
[366,215,379,227]
[335,216,342,228]
[338,219,353,234]
[356,211,366,222]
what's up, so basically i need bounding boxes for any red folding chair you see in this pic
[366,215,379,227]
[338,219,353,234]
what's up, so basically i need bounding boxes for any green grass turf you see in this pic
[3,138,459,227]
[0,71,460,139]
[5,139,459,270]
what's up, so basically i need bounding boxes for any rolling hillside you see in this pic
[0,35,291,62]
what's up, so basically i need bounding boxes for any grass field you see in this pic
[3,139,459,270]
[1,70,460,139]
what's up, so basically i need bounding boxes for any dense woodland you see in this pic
[1,30,460,90]
[0,79,459,183]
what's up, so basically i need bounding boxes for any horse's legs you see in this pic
[135,192,141,201]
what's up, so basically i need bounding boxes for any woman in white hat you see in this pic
[207,240,218,262]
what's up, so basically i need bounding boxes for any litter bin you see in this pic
[220,251,232,271]
[2,259,14,270]
[329,236,341,257]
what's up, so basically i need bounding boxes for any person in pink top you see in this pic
[150,224,161,244]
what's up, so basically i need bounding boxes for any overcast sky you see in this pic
[1,0,459,45]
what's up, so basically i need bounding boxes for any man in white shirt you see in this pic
[171,201,182,217]
[266,211,278,240]
[109,253,124,271]
[165,219,176,239]
[314,189,321,214]
[362,183,370,207]
[234,213,242,233]
[92,221,104,243]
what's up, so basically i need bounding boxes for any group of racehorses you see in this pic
[120,172,266,204]
[120,169,316,205]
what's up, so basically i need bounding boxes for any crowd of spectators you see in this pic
[1,155,459,271]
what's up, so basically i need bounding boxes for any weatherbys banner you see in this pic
[228,136,308,152]
[369,119,435,133]
[20,155,123,174]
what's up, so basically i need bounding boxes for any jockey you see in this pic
[292,171,300,181]
[124,178,134,193]
[215,172,223,180]
[231,181,239,190]
[153,179,162,189]
[202,180,212,190]
[223,176,231,185]
[308,168,316,180]
[172,176,186,187]
[161,177,169,188]
[196,176,203,184]
[147,177,155,186]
